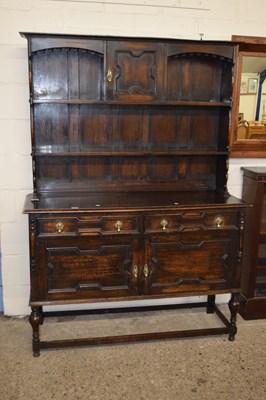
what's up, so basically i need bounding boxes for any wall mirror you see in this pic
[230,35,266,157]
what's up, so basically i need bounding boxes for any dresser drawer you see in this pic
[144,210,239,233]
[37,215,140,236]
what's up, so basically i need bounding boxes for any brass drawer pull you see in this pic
[215,216,223,228]
[107,68,112,82]
[133,265,138,279]
[55,221,64,234]
[160,218,168,230]
[114,220,123,232]
[143,264,149,278]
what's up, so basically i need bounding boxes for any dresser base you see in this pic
[29,294,239,357]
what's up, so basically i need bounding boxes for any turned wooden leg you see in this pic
[228,293,240,341]
[207,295,215,314]
[29,306,43,357]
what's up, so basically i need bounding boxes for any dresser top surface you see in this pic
[23,190,247,214]
[20,31,235,45]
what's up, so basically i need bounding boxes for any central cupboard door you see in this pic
[106,41,165,101]
[142,231,240,295]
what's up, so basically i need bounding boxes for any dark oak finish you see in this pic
[21,32,248,356]
[239,167,266,319]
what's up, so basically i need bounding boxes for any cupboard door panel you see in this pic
[106,41,164,101]
[32,237,139,301]
[143,231,239,295]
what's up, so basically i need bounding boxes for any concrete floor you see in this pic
[0,306,266,400]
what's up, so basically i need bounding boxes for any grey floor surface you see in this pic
[0,306,266,400]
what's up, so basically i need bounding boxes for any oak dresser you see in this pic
[21,32,248,356]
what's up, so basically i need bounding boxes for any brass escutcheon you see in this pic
[55,221,64,234]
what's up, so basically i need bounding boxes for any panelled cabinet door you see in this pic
[31,236,140,302]
[106,41,165,101]
[142,231,239,296]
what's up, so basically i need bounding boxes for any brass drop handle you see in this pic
[215,216,223,228]
[133,265,138,279]
[160,218,168,231]
[143,264,149,279]
[107,68,113,82]
[56,221,64,234]
[114,220,123,232]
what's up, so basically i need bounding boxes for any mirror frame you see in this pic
[230,35,266,158]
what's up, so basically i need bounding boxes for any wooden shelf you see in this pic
[32,99,231,107]
[34,150,228,157]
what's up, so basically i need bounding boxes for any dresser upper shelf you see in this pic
[21,32,235,196]
[31,99,231,106]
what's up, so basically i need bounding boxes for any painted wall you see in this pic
[1,0,266,316]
